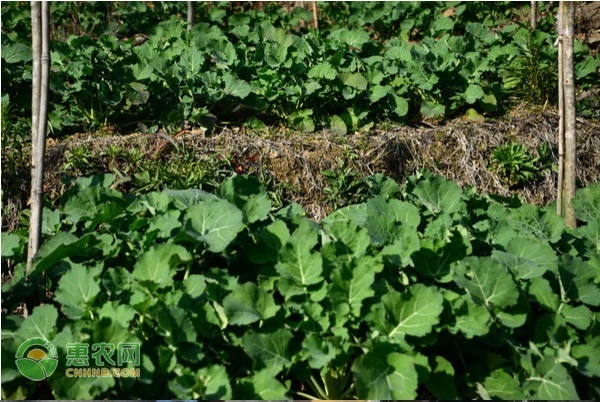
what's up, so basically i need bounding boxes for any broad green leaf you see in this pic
[127,82,150,105]
[560,304,592,330]
[240,368,288,399]
[323,220,371,262]
[63,185,125,224]
[432,16,455,32]
[275,220,323,291]
[1,43,32,63]
[218,175,271,223]
[392,95,409,117]
[527,357,579,399]
[54,262,102,319]
[324,203,367,227]
[148,210,181,238]
[573,182,600,222]
[242,328,293,372]
[248,220,290,264]
[1,232,21,258]
[197,365,232,399]
[412,234,467,283]
[411,175,464,215]
[302,334,336,369]
[329,114,347,135]
[420,101,445,117]
[308,62,336,80]
[223,282,279,325]
[132,244,191,289]
[17,305,58,341]
[528,277,560,311]
[381,226,420,268]
[365,197,420,245]
[339,72,368,90]
[353,345,418,399]
[449,296,491,338]
[330,255,380,316]
[31,232,99,276]
[184,274,206,298]
[163,188,216,207]
[157,306,197,345]
[370,284,444,338]
[97,302,135,328]
[578,220,600,252]
[455,257,518,309]
[507,204,565,243]
[559,255,600,306]
[186,198,244,253]
[426,356,457,399]
[223,74,252,99]
[339,29,371,48]
[481,369,524,399]
[572,344,600,377]
[492,237,557,280]
[370,85,390,103]
[464,83,484,104]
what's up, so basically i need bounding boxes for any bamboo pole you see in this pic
[187,1,194,31]
[557,2,577,228]
[531,1,538,29]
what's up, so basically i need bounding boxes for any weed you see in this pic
[490,142,539,186]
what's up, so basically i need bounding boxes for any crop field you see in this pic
[1,1,600,399]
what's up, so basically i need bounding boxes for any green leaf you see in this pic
[426,356,457,399]
[186,198,244,253]
[411,175,464,215]
[132,244,191,289]
[329,114,347,135]
[560,255,600,306]
[302,334,336,369]
[464,83,485,104]
[330,255,380,316]
[573,182,600,222]
[420,101,445,117]
[339,72,368,90]
[526,357,579,399]
[31,232,99,276]
[481,369,524,399]
[432,16,455,32]
[560,304,592,330]
[339,29,371,48]
[157,306,197,345]
[572,344,600,377]
[97,302,135,328]
[240,369,288,399]
[352,344,418,399]
[492,237,557,280]
[392,95,409,117]
[1,43,32,63]
[54,262,102,319]
[369,85,390,103]
[242,328,293,372]
[184,274,206,298]
[370,284,444,339]
[127,82,150,105]
[455,257,519,309]
[528,277,560,311]
[412,234,467,283]
[197,365,232,399]
[365,197,420,245]
[17,305,58,341]
[275,220,323,293]
[308,62,337,80]
[449,296,491,338]
[148,210,181,238]
[218,175,271,223]
[223,74,252,99]
[1,232,21,258]
[223,282,280,325]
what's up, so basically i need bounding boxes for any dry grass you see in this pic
[3,104,599,229]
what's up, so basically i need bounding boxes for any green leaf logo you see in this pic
[15,338,58,381]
